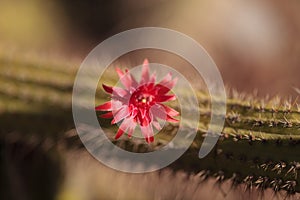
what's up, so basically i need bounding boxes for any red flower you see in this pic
[95,59,179,143]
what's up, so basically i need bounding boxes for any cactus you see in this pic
[107,94,300,195]
[1,54,300,199]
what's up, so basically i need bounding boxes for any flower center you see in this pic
[135,93,153,105]
[129,86,155,109]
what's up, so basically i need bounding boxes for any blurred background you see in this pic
[1,0,300,96]
[0,0,300,200]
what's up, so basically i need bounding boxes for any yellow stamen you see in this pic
[142,98,147,103]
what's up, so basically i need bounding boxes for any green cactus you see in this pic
[108,95,300,194]
[1,54,300,199]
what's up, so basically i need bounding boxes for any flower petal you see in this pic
[115,117,136,139]
[129,105,138,118]
[126,118,137,138]
[158,72,172,85]
[152,118,162,130]
[95,101,112,111]
[150,104,167,120]
[156,84,169,94]
[115,126,126,139]
[137,111,151,126]
[116,67,124,77]
[112,87,128,97]
[166,115,179,123]
[99,112,113,118]
[157,77,178,94]
[127,128,134,138]
[111,106,130,124]
[141,59,150,84]
[161,104,180,116]
[102,84,113,94]
[116,68,134,89]
[149,71,156,83]
[115,118,131,139]
[155,95,176,102]
[140,125,154,143]
[127,70,138,88]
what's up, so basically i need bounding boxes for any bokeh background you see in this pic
[1,0,300,96]
[1,0,300,200]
